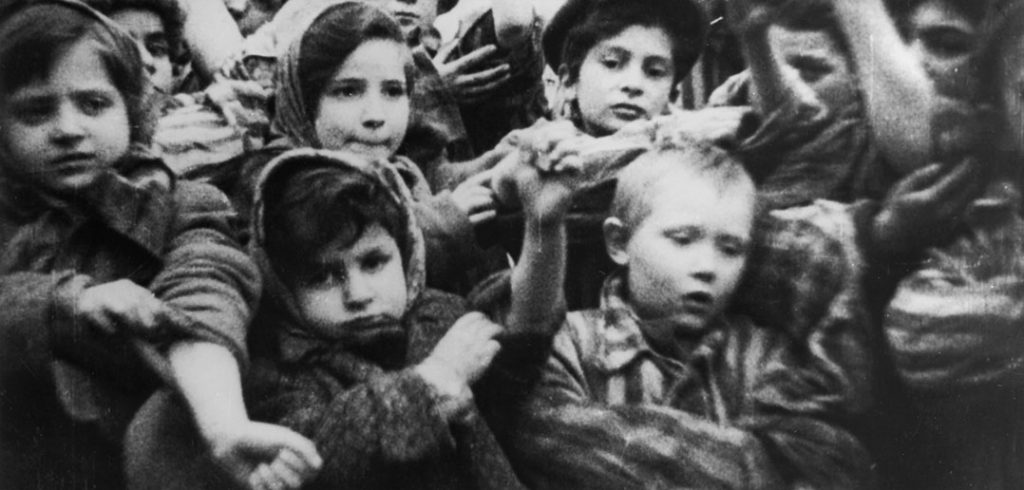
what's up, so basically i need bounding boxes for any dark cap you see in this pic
[542,0,707,77]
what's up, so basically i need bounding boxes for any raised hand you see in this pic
[433,44,511,104]
[450,170,498,225]
[871,158,986,259]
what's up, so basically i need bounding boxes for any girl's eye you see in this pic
[331,85,362,98]
[360,252,392,273]
[78,95,112,116]
[306,268,344,288]
[600,54,623,70]
[383,83,407,99]
[146,40,170,58]
[645,64,670,79]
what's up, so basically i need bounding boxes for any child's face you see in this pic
[998,30,1024,157]
[0,39,130,194]
[109,8,174,94]
[906,0,980,96]
[611,167,754,331]
[769,26,858,112]
[315,39,410,161]
[292,224,408,338]
[565,25,675,136]
[384,0,439,42]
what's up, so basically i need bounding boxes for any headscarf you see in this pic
[249,148,427,363]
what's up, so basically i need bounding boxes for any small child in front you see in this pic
[240,148,558,489]
[498,140,875,489]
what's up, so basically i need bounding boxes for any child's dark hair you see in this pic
[0,1,153,144]
[83,0,185,62]
[297,2,414,124]
[262,163,408,284]
[556,0,704,91]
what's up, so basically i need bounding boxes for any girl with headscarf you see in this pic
[0,1,319,488]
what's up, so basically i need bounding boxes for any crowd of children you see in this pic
[0,0,1021,488]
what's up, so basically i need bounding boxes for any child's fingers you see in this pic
[893,163,944,195]
[248,463,275,490]
[274,448,320,481]
[257,463,286,490]
[449,44,499,72]
[457,63,510,88]
[267,458,303,489]
[469,209,498,225]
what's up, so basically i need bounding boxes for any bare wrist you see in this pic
[414,360,473,422]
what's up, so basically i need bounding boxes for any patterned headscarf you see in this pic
[249,148,428,361]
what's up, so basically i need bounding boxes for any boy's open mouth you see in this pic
[680,291,713,315]
[610,103,645,121]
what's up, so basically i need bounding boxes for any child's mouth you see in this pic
[680,291,713,316]
[610,104,645,121]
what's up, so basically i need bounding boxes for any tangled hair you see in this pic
[83,0,184,60]
[610,140,754,233]
[976,1,1024,107]
[297,2,414,124]
[557,0,704,90]
[0,1,153,144]
[262,162,408,284]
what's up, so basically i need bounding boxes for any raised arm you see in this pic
[176,0,244,81]
[727,0,806,116]
[831,0,934,173]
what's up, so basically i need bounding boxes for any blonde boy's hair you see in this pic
[609,142,754,233]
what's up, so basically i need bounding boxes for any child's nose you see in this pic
[343,273,375,310]
[52,104,86,141]
[619,65,645,97]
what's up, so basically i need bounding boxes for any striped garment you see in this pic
[154,93,265,177]
[495,200,876,489]
[502,272,875,490]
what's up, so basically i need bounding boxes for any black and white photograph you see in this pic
[0,0,1021,488]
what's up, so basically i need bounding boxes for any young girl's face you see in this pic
[565,25,675,136]
[293,223,408,338]
[314,39,410,161]
[906,0,980,96]
[0,38,130,194]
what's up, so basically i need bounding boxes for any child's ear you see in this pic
[603,217,630,266]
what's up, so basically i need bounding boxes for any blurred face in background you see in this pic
[906,0,982,98]
[109,8,174,93]
[769,25,858,113]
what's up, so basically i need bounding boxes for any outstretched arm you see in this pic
[831,0,934,174]
[728,0,805,116]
